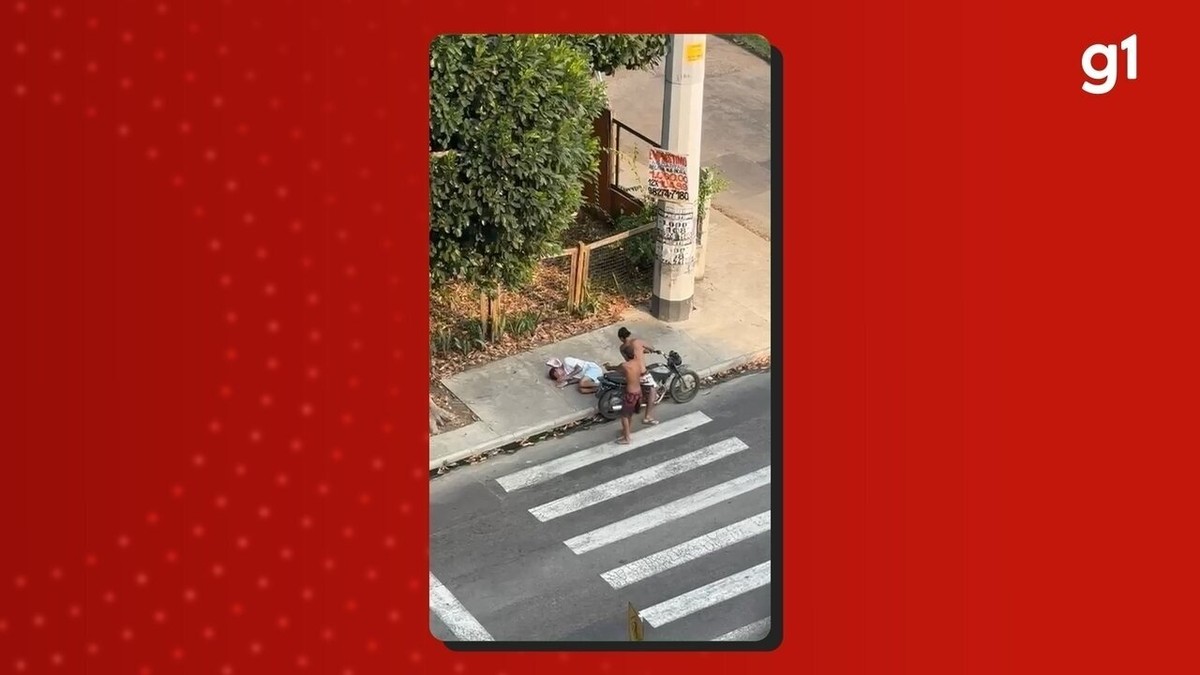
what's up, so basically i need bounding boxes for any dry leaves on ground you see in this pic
[699,356,772,388]
[430,265,632,381]
[429,211,654,436]
[429,261,636,436]
[430,380,477,435]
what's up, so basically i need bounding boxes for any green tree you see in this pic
[428,34,668,295]
[563,34,669,76]
[429,35,607,292]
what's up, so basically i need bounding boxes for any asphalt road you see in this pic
[429,371,773,643]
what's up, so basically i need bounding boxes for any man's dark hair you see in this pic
[617,327,631,341]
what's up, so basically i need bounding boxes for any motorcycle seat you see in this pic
[602,372,627,385]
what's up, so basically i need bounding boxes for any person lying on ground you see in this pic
[546,357,607,393]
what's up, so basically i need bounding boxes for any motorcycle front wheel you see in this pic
[598,388,623,421]
[669,369,701,403]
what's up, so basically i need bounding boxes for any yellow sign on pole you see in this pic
[627,602,644,642]
[685,42,704,62]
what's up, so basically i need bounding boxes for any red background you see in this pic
[4,0,1199,673]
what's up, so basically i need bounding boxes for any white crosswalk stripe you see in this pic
[563,466,770,554]
[429,573,493,641]
[488,409,772,641]
[600,510,770,589]
[494,411,712,492]
[640,561,771,628]
[529,437,750,522]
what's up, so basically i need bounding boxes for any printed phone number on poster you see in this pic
[648,186,690,201]
[647,171,689,201]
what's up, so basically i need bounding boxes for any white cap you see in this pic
[545,358,563,369]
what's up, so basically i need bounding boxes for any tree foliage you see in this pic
[563,34,669,76]
[429,35,607,292]
[428,34,667,292]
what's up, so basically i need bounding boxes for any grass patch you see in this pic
[716,34,771,62]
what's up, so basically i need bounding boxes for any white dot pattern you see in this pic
[0,3,671,673]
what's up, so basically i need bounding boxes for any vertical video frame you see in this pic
[428,33,776,646]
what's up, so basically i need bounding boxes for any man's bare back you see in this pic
[617,326,660,425]
[615,343,645,443]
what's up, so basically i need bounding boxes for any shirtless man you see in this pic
[616,343,645,444]
[617,327,659,425]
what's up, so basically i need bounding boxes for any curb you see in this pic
[693,347,772,381]
[428,347,771,472]
[428,409,598,473]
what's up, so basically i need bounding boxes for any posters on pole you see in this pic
[655,201,696,269]
[647,148,690,202]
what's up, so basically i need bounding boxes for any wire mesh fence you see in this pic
[584,225,655,300]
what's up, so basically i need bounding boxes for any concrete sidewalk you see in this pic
[429,210,771,470]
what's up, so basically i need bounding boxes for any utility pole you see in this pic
[651,34,706,322]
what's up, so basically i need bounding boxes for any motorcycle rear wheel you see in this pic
[598,388,622,421]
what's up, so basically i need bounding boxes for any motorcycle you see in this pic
[596,349,700,421]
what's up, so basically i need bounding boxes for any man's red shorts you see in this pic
[621,391,641,418]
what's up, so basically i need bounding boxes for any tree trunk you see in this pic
[429,394,455,435]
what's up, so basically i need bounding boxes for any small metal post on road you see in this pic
[627,602,645,642]
[651,34,706,323]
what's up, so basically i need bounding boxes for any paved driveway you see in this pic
[604,36,772,240]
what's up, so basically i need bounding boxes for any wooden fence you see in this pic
[565,222,656,309]
[583,108,653,220]
[475,222,655,335]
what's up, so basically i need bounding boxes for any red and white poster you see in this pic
[646,147,691,202]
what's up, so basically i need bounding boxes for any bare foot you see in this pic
[617,438,630,445]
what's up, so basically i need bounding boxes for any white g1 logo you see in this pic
[1082,34,1138,95]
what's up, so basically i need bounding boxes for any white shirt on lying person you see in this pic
[561,357,604,382]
